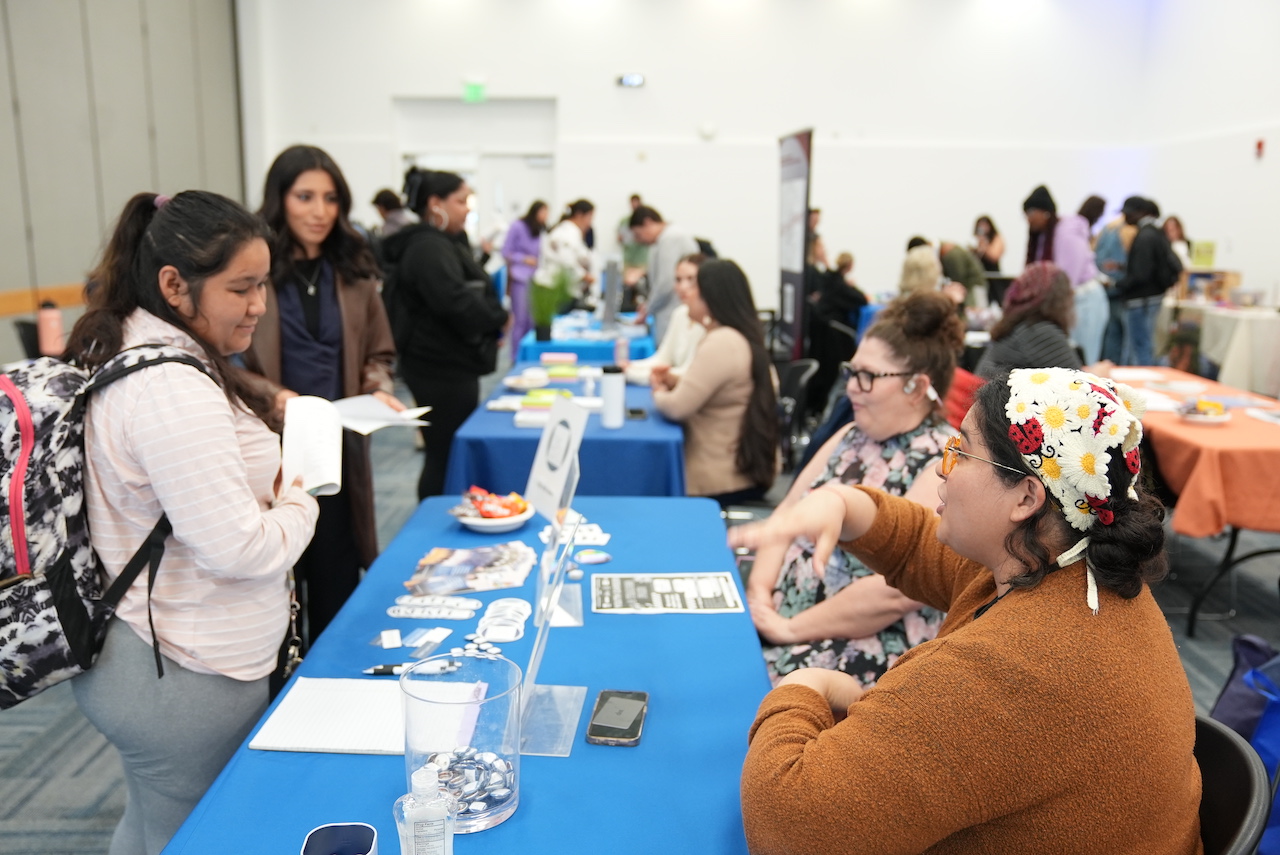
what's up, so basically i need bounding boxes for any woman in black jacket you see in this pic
[382,170,509,498]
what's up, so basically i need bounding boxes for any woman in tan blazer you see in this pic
[244,145,399,646]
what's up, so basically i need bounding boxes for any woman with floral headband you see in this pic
[731,367,1200,855]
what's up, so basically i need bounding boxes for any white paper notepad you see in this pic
[249,677,484,755]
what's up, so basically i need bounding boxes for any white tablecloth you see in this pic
[1198,307,1280,398]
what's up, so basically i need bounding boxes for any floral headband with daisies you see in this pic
[1004,368,1146,612]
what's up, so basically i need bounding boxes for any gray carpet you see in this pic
[1,377,1277,851]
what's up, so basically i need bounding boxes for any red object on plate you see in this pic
[463,486,529,518]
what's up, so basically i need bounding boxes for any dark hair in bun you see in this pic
[402,167,465,218]
[865,291,964,398]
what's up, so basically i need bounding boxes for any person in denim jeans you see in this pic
[1095,215,1135,363]
[1115,197,1181,366]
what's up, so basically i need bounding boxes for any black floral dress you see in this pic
[764,414,955,686]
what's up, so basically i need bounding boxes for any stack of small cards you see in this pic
[539,522,610,547]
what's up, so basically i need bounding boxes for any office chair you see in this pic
[777,358,818,473]
[13,320,39,360]
[1195,713,1272,855]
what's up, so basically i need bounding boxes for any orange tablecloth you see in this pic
[1118,367,1280,538]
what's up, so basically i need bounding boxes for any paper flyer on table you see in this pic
[1109,368,1165,382]
[1247,408,1280,427]
[1135,389,1182,412]
[591,572,744,614]
[248,677,485,755]
[404,542,538,595]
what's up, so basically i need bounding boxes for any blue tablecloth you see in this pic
[516,316,655,363]
[443,369,686,497]
[166,496,769,855]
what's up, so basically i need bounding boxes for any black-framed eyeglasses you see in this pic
[941,436,1025,477]
[838,362,914,393]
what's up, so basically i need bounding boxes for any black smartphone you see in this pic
[585,690,648,746]
[626,407,647,420]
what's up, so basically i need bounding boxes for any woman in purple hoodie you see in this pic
[502,200,549,349]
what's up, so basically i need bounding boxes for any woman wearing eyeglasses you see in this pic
[748,291,964,686]
[731,367,1200,854]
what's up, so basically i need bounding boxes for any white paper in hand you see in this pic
[281,396,343,496]
[332,394,430,435]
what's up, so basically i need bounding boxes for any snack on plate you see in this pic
[451,486,530,519]
[1180,398,1225,417]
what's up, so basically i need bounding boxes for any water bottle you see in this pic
[614,335,629,368]
[37,300,64,356]
[601,366,625,429]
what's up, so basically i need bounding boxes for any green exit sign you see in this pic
[463,81,486,103]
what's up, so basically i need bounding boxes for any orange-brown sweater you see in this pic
[742,488,1202,855]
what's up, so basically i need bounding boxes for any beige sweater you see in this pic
[653,325,756,497]
[742,489,1202,855]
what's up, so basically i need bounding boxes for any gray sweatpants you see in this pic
[72,619,269,855]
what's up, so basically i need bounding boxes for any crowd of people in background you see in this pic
[54,129,1212,852]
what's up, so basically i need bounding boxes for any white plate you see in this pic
[1179,411,1232,426]
[456,506,535,533]
[502,374,549,391]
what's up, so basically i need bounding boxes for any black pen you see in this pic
[363,663,411,676]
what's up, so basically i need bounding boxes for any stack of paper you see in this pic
[248,677,484,755]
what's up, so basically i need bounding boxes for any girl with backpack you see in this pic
[68,191,319,853]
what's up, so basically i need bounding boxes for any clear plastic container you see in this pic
[400,654,522,832]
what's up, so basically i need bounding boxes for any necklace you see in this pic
[299,263,320,297]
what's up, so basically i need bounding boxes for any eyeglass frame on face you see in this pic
[839,362,915,393]
[941,435,1026,477]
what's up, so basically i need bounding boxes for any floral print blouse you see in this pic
[763,413,956,686]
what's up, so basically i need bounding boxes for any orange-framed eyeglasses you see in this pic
[941,435,1025,477]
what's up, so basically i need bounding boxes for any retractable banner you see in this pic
[778,129,813,358]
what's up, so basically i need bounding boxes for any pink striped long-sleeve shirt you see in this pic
[84,310,318,680]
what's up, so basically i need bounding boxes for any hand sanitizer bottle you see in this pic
[393,766,458,855]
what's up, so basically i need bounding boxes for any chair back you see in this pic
[491,265,507,304]
[943,368,985,430]
[778,358,818,472]
[827,321,857,363]
[757,309,778,355]
[13,320,39,360]
[1195,714,1272,855]
[855,303,885,342]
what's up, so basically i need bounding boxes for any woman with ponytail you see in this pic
[652,259,778,506]
[380,169,509,498]
[68,191,319,852]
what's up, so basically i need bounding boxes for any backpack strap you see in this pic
[86,345,213,392]
[101,515,173,678]
[87,346,215,679]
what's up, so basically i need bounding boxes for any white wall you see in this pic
[0,0,242,291]
[1138,0,1280,299]
[236,0,1276,307]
